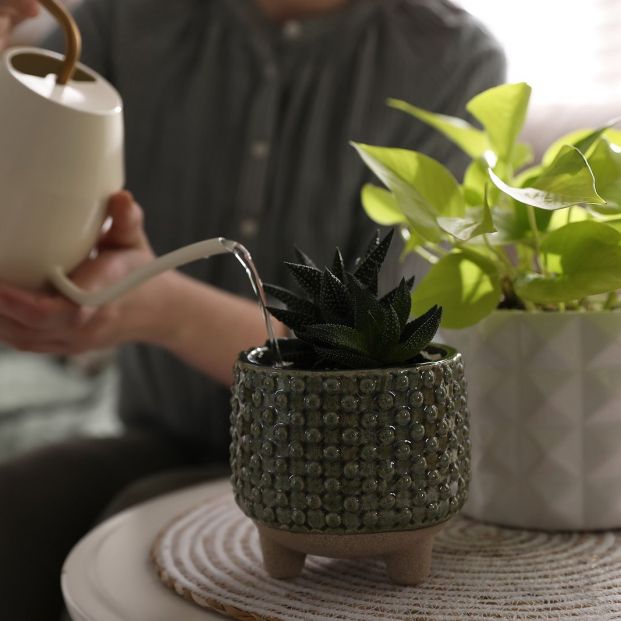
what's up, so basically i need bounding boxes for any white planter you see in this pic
[444,310,621,531]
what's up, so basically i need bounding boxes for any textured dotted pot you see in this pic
[230,342,470,585]
[444,310,621,531]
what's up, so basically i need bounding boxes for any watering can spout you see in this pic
[49,237,232,306]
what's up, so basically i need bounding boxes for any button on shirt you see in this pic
[47,0,504,461]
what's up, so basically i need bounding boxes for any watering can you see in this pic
[0,0,232,306]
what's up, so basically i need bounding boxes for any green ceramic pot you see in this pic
[230,340,470,584]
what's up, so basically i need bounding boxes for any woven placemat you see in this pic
[152,492,621,620]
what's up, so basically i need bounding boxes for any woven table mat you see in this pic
[152,492,621,620]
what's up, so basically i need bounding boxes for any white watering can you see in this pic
[0,0,233,306]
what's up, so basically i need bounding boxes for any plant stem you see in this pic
[527,205,545,275]
[483,234,516,277]
[426,243,448,256]
[413,245,439,264]
[567,205,574,225]
[605,291,619,310]
[558,302,566,312]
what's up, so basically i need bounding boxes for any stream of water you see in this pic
[220,238,284,367]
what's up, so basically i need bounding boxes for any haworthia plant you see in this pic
[265,230,442,369]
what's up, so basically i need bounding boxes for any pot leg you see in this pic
[258,530,306,579]
[384,532,435,585]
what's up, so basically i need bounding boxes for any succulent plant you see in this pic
[265,230,442,369]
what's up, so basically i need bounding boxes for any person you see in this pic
[0,0,505,617]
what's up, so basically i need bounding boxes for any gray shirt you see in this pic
[48,0,504,462]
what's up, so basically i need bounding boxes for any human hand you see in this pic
[0,0,39,49]
[0,191,174,355]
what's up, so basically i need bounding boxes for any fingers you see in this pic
[0,0,39,18]
[0,14,10,42]
[0,285,83,331]
[0,316,69,353]
[0,285,98,354]
[0,0,38,29]
[0,0,38,48]
[99,191,148,250]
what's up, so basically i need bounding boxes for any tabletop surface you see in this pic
[62,478,231,621]
[63,477,621,621]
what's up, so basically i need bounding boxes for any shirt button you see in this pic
[282,20,302,41]
[240,217,259,239]
[251,140,270,160]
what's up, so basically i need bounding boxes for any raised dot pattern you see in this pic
[230,352,470,534]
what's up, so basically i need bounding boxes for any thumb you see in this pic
[100,191,148,249]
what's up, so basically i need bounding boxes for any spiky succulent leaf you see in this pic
[389,305,443,362]
[293,246,317,268]
[265,306,312,332]
[353,229,394,293]
[359,230,380,263]
[347,274,384,337]
[284,262,322,300]
[402,304,441,341]
[332,248,346,283]
[381,275,414,305]
[275,337,316,366]
[296,323,368,354]
[319,268,353,324]
[267,230,442,370]
[380,277,412,329]
[379,304,402,348]
[315,346,378,370]
[263,284,319,319]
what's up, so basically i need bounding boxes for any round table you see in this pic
[62,479,230,621]
[63,477,621,621]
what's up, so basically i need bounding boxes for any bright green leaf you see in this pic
[544,220,621,271]
[489,146,605,210]
[410,251,501,329]
[535,145,605,199]
[463,158,488,206]
[543,125,621,165]
[587,138,621,212]
[543,129,593,166]
[438,190,495,241]
[387,98,488,159]
[492,203,553,242]
[515,165,544,188]
[547,204,589,232]
[361,184,407,225]
[466,82,532,162]
[516,221,621,303]
[513,142,534,169]
[353,143,465,241]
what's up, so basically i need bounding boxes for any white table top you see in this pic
[62,478,231,621]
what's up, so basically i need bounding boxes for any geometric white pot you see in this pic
[444,310,621,531]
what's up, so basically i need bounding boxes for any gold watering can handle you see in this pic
[38,0,81,84]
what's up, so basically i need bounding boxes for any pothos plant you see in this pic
[353,82,621,329]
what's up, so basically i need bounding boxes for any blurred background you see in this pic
[460,0,621,105]
[459,0,621,158]
[2,0,620,463]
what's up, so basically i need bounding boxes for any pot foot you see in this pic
[384,534,435,585]
[258,530,306,579]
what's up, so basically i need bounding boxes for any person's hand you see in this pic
[0,191,175,355]
[0,0,39,49]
